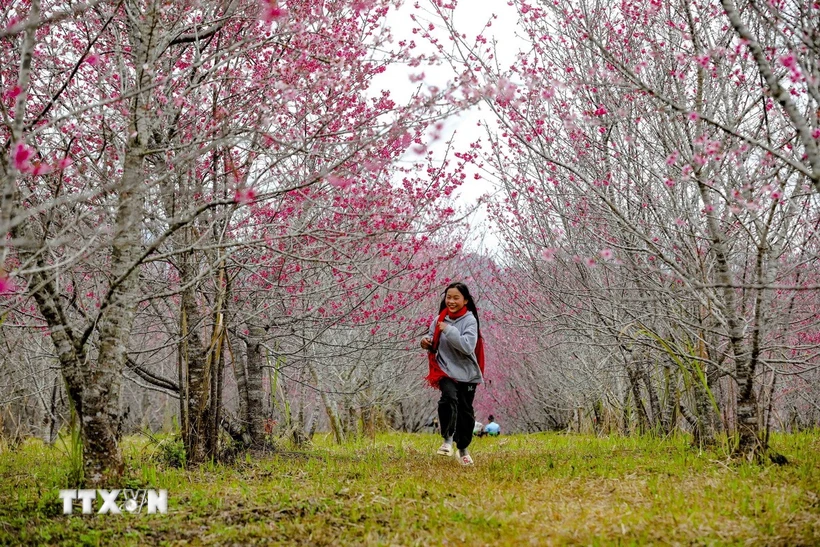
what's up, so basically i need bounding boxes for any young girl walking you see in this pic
[420,282,485,465]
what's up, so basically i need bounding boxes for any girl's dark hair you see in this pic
[439,281,481,335]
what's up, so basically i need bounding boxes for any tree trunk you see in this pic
[233,338,251,445]
[641,362,662,434]
[178,299,190,450]
[691,377,715,446]
[243,325,266,446]
[627,366,649,434]
[48,377,61,444]
[736,382,760,459]
[660,366,677,435]
[205,328,224,458]
[695,179,763,458]
[82,143,145,485]
[179,251,231,463]
[308,361,344,444]
[179,250,210,464]
[362,405,375,440]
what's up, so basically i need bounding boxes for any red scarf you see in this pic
[425,306,485,388]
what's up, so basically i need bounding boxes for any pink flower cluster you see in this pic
[234,187,257,205]
[0,274,14,295]
[10,142,72,176]
[259,0,288,22]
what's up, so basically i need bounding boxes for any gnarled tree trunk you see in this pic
[81,145,145,485]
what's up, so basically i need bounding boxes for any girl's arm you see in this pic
[420,316,437,350]
[441,315,478,355]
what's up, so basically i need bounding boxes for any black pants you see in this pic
[438,378,477,450]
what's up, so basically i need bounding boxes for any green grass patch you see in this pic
[0,431,818,545]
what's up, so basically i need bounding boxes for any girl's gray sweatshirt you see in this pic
[428,311,483,384]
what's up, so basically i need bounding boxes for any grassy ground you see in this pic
[0,431,818,546]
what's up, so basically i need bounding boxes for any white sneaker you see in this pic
[436,442,453,456]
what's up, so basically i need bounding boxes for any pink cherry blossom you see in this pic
[259,0,287,22]
[30,162,54,176]
[4,16,21,31]
[540,248,556,262]
[234,187,257,205]
[780,54,796,68]
[3,85,21,101]
[0,274,14,295]
[495,77,517,105]
[12,142,33,173]
[327,175,353,190]
[352,0,375,12]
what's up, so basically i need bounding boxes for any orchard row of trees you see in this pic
[428,0,820,458]
[1,0,818,487]
[0,0,480,485]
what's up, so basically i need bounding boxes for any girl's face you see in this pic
[445,288,468,314]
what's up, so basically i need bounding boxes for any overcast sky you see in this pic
[374,0,524,251]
